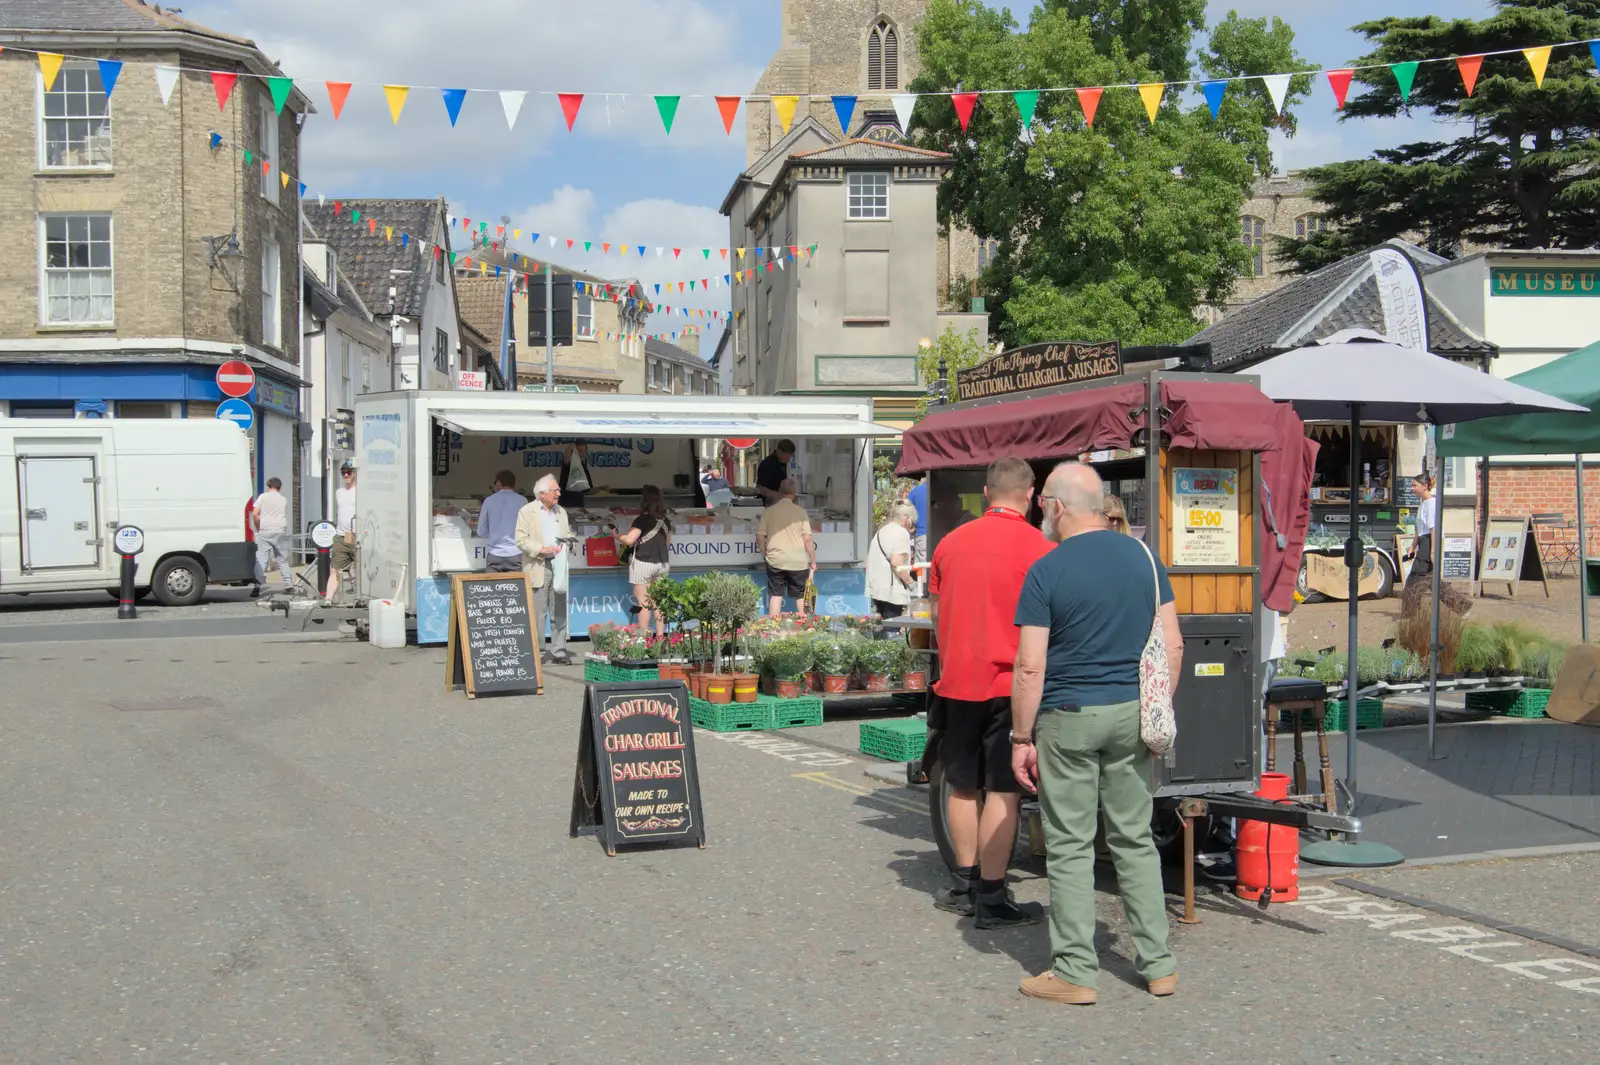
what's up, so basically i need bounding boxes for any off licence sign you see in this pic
[1172,466,1240,567]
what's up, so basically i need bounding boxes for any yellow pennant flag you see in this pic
[1138,83,1165,123]
[772,95,799,134]
[1524,46,1552,88]
[479,261,488,275]
[280,169,290,189]
[383,84,409,124]
[38,52,64,91]
[514,229,521,239]
[384,226,393,242]
[737,247,746,260]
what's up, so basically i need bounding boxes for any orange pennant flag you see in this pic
[1075,87,1102,128]
[1457,55,1484,96]
[716,95,741,134]
[326,81,352,120]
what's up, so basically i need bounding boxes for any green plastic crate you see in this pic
[1466,687,1550,719]
[689,696,772,732]
[583,660,659,684]
[767,694,824,729]
[1283,699,1383,733]
[859,718,927,762]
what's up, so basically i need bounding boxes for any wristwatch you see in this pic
[1009,730,1034,746]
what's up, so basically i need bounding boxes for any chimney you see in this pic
[678,332,700,358]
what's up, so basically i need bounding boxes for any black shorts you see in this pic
[937,695,1020,794]
[766,565,808,599]
[872,599,904,619]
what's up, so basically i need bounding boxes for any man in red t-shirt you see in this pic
[928,455,1053,927]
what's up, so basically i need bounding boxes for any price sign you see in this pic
[1172,467,1240,567]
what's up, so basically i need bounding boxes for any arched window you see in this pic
[1295,212,1327,239]
[1240,215,1266,277]
[867,19,899,91]
[977,238,999,270]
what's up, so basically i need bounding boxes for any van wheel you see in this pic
[104,588,152,603]
[152,557,206,607]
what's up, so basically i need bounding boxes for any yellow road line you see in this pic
[792,771,928,817]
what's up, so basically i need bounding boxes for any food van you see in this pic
[353,390,898,644]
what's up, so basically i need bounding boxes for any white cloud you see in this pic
[185,0,763,187]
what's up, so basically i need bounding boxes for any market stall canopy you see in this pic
[896,379,1284,473]
[433,409,902,439]
[1437,338,1600,456]
[1251,330,1586,424]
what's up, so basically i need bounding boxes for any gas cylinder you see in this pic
[1234,772,1299,903]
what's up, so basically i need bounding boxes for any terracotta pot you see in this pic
[805,671,822,692]
[693,672,710,700]
[864,672,891,692]
[823,674,850,694]
[760,674,776,695]
[901,670,927,692]
[705,674,734,705]
[732,673,760,704]
[775,678,804,699]
[658,663,686,683]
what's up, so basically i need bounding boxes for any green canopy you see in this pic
[1438,339,1600,456]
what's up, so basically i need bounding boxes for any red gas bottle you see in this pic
[1235,772,1299,903]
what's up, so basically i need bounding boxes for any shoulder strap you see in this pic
[1137,538,1161,612]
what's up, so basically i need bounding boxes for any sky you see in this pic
[181,0,1497,335]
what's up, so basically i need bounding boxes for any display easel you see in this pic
[1478,515,1549,598]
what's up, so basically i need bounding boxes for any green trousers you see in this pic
[1035,699,1176,988]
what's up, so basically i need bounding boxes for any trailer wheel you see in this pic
[151,556,206,607]
[927,758,1025,874]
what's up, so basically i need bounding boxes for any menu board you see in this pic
[446,573,543,697]
[1441,536,1477,582]
[1479,515,1548,597]
[570,681,706,856]
[1172,467,1241,567]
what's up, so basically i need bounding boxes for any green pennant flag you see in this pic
[267,76,293,115]
[351,210,361,224]
[655,94,680,134]
[449,252,457,266]
[242,149,253,165]
[1391,61,1419,102]
[1013,89,1039,128]
[584,241,592,253]
[689,280,696,291]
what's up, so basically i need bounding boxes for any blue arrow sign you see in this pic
[216,398,254,432]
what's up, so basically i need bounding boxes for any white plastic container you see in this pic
[368,598,407,648]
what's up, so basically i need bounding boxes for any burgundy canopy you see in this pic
[896,378,1316,612]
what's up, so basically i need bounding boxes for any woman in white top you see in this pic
[1406,472,1437,586]
[867,501,918,619]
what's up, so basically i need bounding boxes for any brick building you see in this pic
[0,0,313,521]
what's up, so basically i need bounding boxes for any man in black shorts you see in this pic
[756,478,816,615]
[927,455,1053,927]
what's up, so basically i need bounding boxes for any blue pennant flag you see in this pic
[209,131,222,148]
[530,233,539,244]
[1200,81,1226,119]
[1591,40,1600,70]
[494,266,501,277]
[441,87,467,127]
[401,233,409,248]
[637,245,645,257]
[298,182,307,197]
[654,284,660,295]
[96,59,122,99]
[575,281,585,294]
[832,94,857,134]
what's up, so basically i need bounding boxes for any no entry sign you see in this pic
[216,360,255,398]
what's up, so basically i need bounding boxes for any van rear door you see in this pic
[18,454,102,571]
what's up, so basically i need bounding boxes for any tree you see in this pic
[1281,0,1600,273]
[916,325,993,412]
[908,1,1309,346]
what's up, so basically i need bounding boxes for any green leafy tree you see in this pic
[1282,0,1600,272]
[916,325,993,411]
[908,1,1309,345]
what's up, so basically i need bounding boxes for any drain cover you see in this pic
[109,696,221,712]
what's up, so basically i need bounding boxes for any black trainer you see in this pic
[934,885,975,917]
[974,889,1046,929]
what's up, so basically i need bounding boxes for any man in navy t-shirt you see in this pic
[1009,462,1182,1006]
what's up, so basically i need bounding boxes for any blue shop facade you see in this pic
[0,361,303,498]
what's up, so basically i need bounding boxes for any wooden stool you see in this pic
[1263,678,1336,813]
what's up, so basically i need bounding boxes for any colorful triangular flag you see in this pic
[773,95,798,134]
[832,94,857,133]
[267,76,293,115]
[1591,41,1600,72]
[1524,46,1552,88]
[326,81,351,120]
[441,87,467,127]
[1457,56,1483,97]
[1261,73,1291,115]
[38,52,63,92]
[500,90,526,130]
[1390,61,1419,103]
[155,65,179,107]
[1013,89,1039,129]
[96,59,122,99]
[1327,69,1353,110]
[655,95,681,134]
[280,169,290,190]
[951,92,979,131]
[383,84,409,123]
[1200,80,1225,119]
[558,93,583,131]
[1075,87,1102,128]
[715,95,741,134]
[211,71,237,111]
[1138,83,1165,123]
[891,93,916,133]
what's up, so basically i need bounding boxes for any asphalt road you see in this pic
[2,638,1595,1063]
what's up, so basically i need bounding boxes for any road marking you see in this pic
[792,771,928,816]
[1287,884,1600,998]
[702,729,856,767]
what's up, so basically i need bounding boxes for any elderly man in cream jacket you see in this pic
[514,474,574,665]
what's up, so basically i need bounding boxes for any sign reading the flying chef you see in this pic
[954,340,1123,402]
[1492,269,1600,296]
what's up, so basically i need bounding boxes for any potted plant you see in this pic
[857,639,897,692]
[1522,643,1567,690]
[1454,623,1498,680]
[892,641,927,691]
[587,623,620,661]
[813,634,853,693]
[612,627,656,669]
[703,571,762,703]
[764,634,814,699]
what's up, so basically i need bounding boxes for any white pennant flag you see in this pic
[656,247,664,258]
[317,193,326,206]
[776,258,786,270]
[499,90,526,130]
[547,235,557,247]
[1261,73,1291,114]
[891,93,917,134]
[154,65,180,106]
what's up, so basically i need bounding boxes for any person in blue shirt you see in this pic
[476,470,527,572]
[906,479,928,562]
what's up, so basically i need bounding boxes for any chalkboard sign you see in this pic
[570,681,706,856]
[1441,536,1476,582]
[446,573,544,698]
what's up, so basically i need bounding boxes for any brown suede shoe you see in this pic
[1019,971,1097,1005]
[1147,973,1179,997]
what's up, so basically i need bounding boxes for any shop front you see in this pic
[353,391,898,645]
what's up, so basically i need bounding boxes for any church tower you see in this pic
[745,1,930,165]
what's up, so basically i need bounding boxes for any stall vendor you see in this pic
[559,443,600,509]
[756,439,796,506]
[1403,472,1436,588]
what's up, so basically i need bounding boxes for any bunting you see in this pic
[1137,82,1165,123]
[383,84,409,123]
[1524,46,1552,88]
[1391,61,1419,103]
[38,52,63,92]
[1200,80,1225,120]
[655,95,680,134]
[267,76,294,115]
[891,93,917,133]
[327,81,352,120]
[1013,89,1038,128]
[715,95,741,134]
[155,65,179,106]
[1457,56,1483,97]
[558,92,583,131]
[97,59,122,99]
[1076,87,1102,127]
[1326,69,1353,110]
[211,71,236,111]
[1261,73,1291,114]
[951,91,979,132]
[832,94,857,134]
[500,90,526,130]
[772,95,798,134]
[441,87,467,127]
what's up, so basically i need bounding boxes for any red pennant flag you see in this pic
[673,248,681,259]
[558,92,584,131]
[462,218,471,231]
[1457,55,1484,97]
[1075,87,1102,128]
[715,95,741,134]
[368,218,377,234]
[210,72,237,111]
[326,81,351,120]
[433,246,441,260]
[951,91,979,132]
[1326,69,1354,110]
[333,201,342,215]
[261,159,270,175]
[566,239,574,249]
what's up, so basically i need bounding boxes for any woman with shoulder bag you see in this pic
[620,484,671,635]
[867,501,918,618]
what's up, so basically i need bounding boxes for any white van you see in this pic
[0,419,257,606]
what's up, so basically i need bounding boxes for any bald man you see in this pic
[1010,462,1182,1006]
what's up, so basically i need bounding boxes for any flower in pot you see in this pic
[613,627,656,667]
[812,634,853,693]
[894,642,928,691]
[764,634,814,699]
[587,622,620,660]
[857,639,897,692]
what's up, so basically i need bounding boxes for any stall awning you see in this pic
[434,409,902,439]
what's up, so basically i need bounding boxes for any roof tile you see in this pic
[302,198,445,317]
